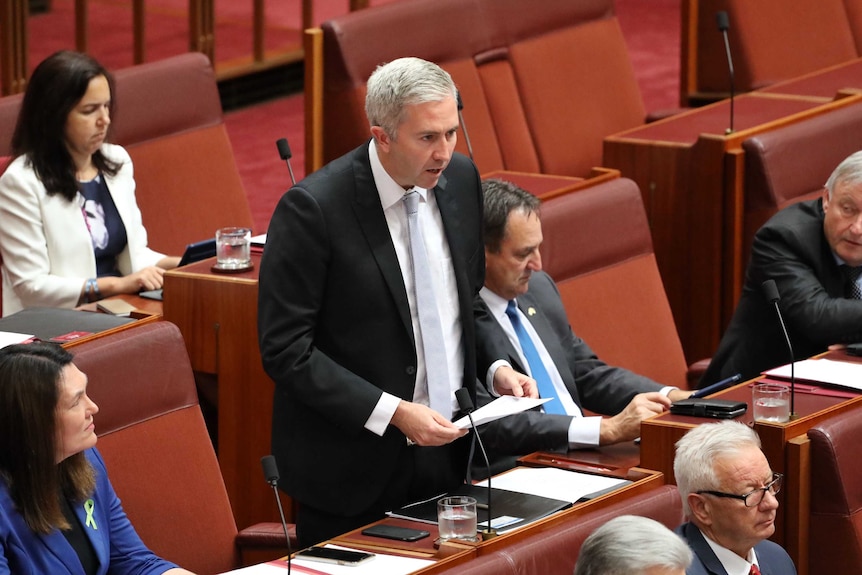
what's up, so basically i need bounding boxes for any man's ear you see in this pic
[371,126,390,153]
[688,493,713,527]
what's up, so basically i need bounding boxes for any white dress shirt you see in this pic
[364,140,465,435]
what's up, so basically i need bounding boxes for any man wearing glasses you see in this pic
[673,421,796,575]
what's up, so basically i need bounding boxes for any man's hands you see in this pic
[391,400,467,447]
[492,365,539,398]
[599,392,672,445]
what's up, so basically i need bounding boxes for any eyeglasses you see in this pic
[696,473,783,508]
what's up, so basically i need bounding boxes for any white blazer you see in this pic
[0,144,164,316]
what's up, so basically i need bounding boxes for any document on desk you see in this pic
[218,545,433,575]
[453,396,551,429]
[0,331,33,349]
[765,359,862,392]
[476,466,630,504]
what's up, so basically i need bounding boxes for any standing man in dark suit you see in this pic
[474,179,690,471]
[258,58,533,546]
[674,421,796,575]
[702,150,862,386]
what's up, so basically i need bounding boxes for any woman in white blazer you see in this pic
[0,51,179,316]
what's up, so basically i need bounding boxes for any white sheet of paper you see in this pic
[453,395,550,429]
[476,466,628,503]
[765,358,862,391]
[250,233,267,246]
[0,331,33,349]
[292,544,434,575]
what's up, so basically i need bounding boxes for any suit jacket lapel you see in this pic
[350,148,414,339]
[684,522,730,575]
[39,530,85,574]
[517,292,581,405]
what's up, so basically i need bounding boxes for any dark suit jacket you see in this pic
[702,199,862,386]
[257,142,484,517]
[676,522,796,575]
[474,271,662,461]
[0,449,178,575]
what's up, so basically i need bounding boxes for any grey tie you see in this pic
[403,190,451,416]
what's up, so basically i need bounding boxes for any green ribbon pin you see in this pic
[84,499,98,530]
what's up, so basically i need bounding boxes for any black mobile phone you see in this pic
[846,342,862,356]
[361,524,430,542]
[295,546,375,565]
[670,398,747,419]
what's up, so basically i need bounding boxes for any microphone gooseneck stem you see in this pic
[466,411,494,534]
[270,482,292,575]
[772,301,796,416]
[721,28,735,134]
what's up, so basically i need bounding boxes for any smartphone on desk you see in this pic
[361,524,430,542]
[295,546,375,566]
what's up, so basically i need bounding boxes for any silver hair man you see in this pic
[574,515,692,575]
[365,57,457,139]
[825,149,862,199]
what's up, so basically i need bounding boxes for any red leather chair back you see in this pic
[316,0,643,177]
[807,408,862,572]
[70,321,241,574]
[540,178,690,389]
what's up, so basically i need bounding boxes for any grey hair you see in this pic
[365,57,457,139]
[574,515,693,575]
[825,150,862,199]
[673,420,761,518]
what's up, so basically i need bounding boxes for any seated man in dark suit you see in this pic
[702,150,862,386]
[474,179,691,471]
[674,420,796,575]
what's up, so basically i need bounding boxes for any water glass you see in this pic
[215,227,251,270]
[752,382,790,423]
[437,496,478,543]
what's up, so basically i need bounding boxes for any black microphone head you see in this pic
[456,91,464,112]
[455,388,474,413]
[261,455,280,483]
[276,138,292,160]
[761,279,780,303]
[716,11,730,32]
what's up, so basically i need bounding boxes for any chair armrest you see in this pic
[686,358,711,388]
[645,107,689,123]
[237,521,299,566]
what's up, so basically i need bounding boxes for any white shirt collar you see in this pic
[700,528,760,575]
[480,286,511,319]
[369,139,429,209]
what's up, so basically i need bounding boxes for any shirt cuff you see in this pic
[567,416,602,448]
[365,392,401,436]
[485,360,512,397]
[659,386,676,397]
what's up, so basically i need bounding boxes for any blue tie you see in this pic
[505,300,565,415]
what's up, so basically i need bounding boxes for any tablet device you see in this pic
[139,238,217,301]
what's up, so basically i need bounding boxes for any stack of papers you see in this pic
[219,544,433,575]
[453,396,550,429]
[765,359,862,392]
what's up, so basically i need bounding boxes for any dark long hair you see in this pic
[0,343,95,534]
[11,50,120,202]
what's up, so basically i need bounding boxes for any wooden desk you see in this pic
[604,92,862,362]
[640,379,862,571]
[332,465,665,572]
[162,254,290,530]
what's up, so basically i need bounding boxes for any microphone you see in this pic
[761,280,796,418]
[455,388,496,540]
[276,138,297,186]
[261,455,293,573]
[716,11,735,134]
[455,92,475,162]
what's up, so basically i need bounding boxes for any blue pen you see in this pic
[691,373,743,398]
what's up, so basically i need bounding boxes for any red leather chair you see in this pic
[305,0,647,178]
[539,178,703,389]
[806,407,862,572]
[69,321,293,575]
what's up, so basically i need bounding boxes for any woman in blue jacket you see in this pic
[0,343,195,575]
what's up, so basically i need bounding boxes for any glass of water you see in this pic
[215,227,251,270]
[752,382,790,423]
[437,496,478,543]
